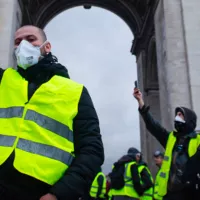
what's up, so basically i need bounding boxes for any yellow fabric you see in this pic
[139,165,153,200]
[153,169,163,200]
[90,172,107,198]
[0,68,83,185]
[108,189,112,200]
[158,132,200,197]
[188,134,200,157]
[111,161,140,198]
[110,162,153,199]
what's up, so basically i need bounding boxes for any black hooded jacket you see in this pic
[112,155,153,196]
[0,53,104,200]
[139,105,200,192]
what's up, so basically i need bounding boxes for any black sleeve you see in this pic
[139,105,170,148]
[131,164,144,196]
[0,68,5,83]
[140,168,154,191]
[50,87,104,200]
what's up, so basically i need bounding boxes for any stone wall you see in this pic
[154,0,192,131]
[0,0,22,69]
[181,0,200,129]
[137,49,163,177]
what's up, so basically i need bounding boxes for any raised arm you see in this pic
[133,88,170,148]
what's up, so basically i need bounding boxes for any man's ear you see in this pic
[44,42,51,54]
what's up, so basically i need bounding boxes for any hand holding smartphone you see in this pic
[133,80,144,108]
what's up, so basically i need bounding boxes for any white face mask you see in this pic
[175,115,186,123]
[15,40,47,70]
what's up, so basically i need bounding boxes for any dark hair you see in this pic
[18,25,47,42]
[38,28,47,42]
[127,147,140,155]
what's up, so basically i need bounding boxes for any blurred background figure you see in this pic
[153,151,164,169]
[109,147,153,200]
[153,151,164,200]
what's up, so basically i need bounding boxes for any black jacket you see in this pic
[139,105,200,192]
[0,53,104,200]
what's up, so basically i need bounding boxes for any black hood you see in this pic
[113,154,136,168]
[127,147,140,156]
[17,52,70,83]
[175,107,197,135]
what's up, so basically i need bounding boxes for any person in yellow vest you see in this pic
[137,161,154,200]
[89,171,107,199]
[109,147,153,200]
[153,151,164,200]
[0,25,104,200]
[133,88,200,200]
[81,170,107,200]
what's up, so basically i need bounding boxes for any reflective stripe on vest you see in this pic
[158,132,200,197]
[17,139,74,165]
[0,107,24,118]
[0,135,16,146]
[25,109,74,142]
[0,68,83,185]
[90,172,107,198]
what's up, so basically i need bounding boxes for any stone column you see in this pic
[144,90,163,176]
[0,0,22,69]
[137,50,163,176]
[137,50,148,158]
[154,0,192,130]
[180,0,200,129]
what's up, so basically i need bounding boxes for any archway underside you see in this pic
[18,0,158,56]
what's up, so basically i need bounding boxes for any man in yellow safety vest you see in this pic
[0,25,104,200]
[133,88,200,200]
[89,171,107,199]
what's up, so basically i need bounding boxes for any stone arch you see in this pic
[21,0,144,35]
[37,2,142,34]
[1,0,198,177]
[19,0,160,168]
[1,0,161,172]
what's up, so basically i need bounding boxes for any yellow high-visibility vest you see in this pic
[139,165,153,200]
[110,161,139,198]
[110,162,153,199]
[0,68,83,185]
[158,132,200,197]
[153,168,162,200]
[90,172,107,198]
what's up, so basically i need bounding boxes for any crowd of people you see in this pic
[81,88,200,200]
[0,24,199,200]
[86,149,163,200]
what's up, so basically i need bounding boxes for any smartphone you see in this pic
[134,80,138,88]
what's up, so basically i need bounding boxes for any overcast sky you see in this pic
[44,6,140,174]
